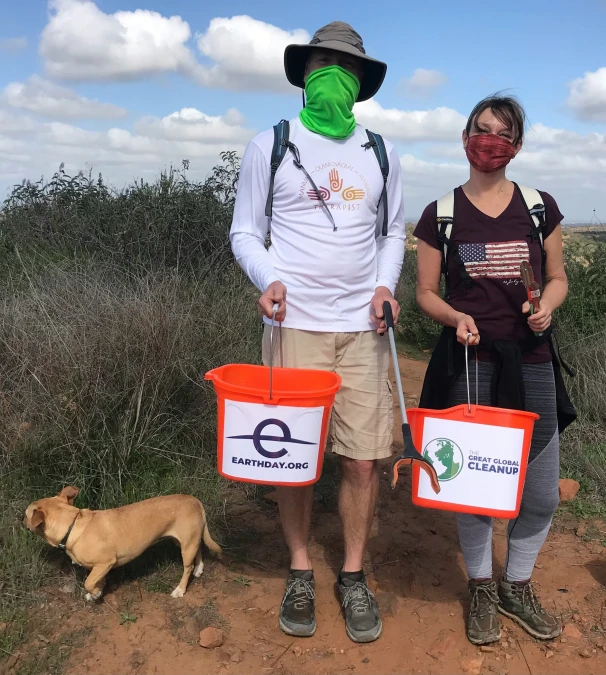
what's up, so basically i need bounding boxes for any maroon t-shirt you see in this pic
[414,186,563,364]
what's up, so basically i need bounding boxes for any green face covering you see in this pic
[299,65,360,139]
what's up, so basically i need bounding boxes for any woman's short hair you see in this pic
[466,93,527,145]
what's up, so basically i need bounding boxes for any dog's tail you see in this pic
[202,521,223,558]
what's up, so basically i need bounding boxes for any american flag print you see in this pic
[458,241,529,280]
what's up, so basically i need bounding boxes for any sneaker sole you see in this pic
[279,617,316,637]
[498,607,562,640]
[345,619,383,644]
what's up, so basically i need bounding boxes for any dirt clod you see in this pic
[199,627,224,649]
[563,624,583,640]
[559,478,580,502]
[461,656,484,674]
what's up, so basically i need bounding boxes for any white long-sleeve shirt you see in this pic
[230,117,405,332]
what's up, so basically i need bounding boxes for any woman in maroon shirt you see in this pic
[414,94,574,646]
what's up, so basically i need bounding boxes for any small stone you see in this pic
[546,651,554,659]
[340,650,345,654]
[292,646,302,657]
[558,478,580,502]
[579,649,592,659]
[505,654,513,661]
[229,647,242,663]
[362,657,370,664]
[563,624,583,640]
[59,582,76,595]
[461,656,484,675]
[560,638,568,644]
[573,613,581,622]
[37,634,50,644]
[481,646,495,653]
[449,612,455,617]
[199,627,224,649]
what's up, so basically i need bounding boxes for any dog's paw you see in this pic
[170,587,185,599]
[85,591,102,602]
[193,561,204,578]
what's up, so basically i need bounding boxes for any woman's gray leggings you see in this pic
[449,361,560,582]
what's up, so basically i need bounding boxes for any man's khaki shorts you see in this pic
[262,326,393,461]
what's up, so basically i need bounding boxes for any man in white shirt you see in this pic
[230,21,405,643]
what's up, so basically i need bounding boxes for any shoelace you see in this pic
[470,584,500,617]
[282,577,315,611]
[341,582,374,616]
[512,582,544,615]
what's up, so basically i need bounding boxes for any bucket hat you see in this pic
[284,21,387,102]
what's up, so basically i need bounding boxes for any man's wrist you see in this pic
[374,285,394,296]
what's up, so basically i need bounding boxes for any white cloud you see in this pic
[40,0,201,82]
[355,99,466,142]
[567,67,606,122]
[2,76,127,120]
[195,16,309,91]
[0,37,28,54]
[0,105,255,197]
[39,1,307,92]
[401,68,448,98]
[134,107,252,144]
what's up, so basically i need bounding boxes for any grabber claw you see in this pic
[390,423,441,494]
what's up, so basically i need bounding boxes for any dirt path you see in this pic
[23,357,606,675]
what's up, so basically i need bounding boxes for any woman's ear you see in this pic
[462,129,469,149]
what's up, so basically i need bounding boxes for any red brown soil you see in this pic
[20,358,606,674]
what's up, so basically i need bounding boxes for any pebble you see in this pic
[362,657,370,664]
[480,646,495,653]
[199,627,224,649]
[563,624,583,640]
[579,649,592,659]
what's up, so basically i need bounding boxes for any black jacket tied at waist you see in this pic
[419,326,576,433]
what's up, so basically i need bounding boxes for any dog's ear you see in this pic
[57,486,80,505]
[31,508,45,529]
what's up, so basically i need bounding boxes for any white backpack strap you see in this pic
[516,184,545,247]
[436,190,455,262]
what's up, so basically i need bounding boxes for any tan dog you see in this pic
[23,487,222,601]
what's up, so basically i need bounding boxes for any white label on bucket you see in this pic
[416,417,525,512]
[221,400,324,484]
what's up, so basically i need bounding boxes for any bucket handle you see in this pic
[269,303,280,401]
[464,333,479,413]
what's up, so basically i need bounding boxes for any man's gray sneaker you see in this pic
[498,579,561,640]
[338,572,382,643]
[467,580,501,645]
[279,570,316,637]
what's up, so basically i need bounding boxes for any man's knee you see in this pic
[340,457,377,487]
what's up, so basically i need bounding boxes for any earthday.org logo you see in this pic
[227,419,314,470]
[423,438,464,482]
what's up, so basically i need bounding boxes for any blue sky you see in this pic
[1,0,605,220]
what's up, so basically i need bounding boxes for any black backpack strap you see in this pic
[514,183,548,281]
[363,130,389,236]
[265,120,290,218]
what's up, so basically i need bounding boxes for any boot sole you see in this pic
[467,628,501,646]
[345,619,383,644]
[279,617,316,637]
[498,607,562,640]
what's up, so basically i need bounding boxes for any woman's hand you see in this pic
[523,299,552,333]
[455,313,480,346]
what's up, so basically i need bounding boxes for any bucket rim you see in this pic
[205,363,342,400]
[407,403,539,422]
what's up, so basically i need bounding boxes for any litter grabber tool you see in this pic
[383,301,440,495]
[520,261,543,338]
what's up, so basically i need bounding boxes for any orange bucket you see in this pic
[205,309,341,486]
[409,339,539,518]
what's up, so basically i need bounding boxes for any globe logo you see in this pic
[422,438,464,482]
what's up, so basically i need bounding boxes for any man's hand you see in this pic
[455,313,480,346]
[259,281,287,321]
[523,299,552,333]
[371,287,400,335]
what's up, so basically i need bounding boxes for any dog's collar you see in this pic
[58,511,80,551]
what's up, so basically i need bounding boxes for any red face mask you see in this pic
[465,134,517,173]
